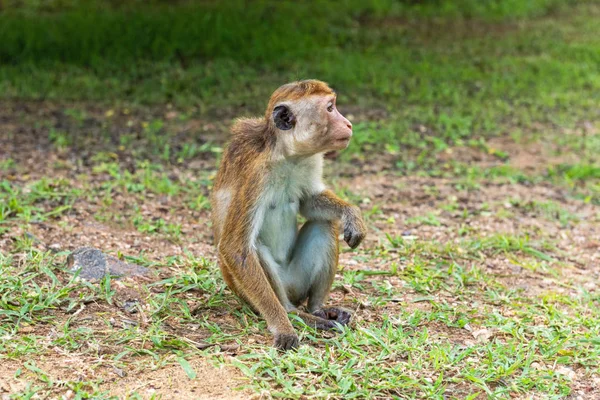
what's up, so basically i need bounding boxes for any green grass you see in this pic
[2,1,599,183]
[2,226,598,397]
[0,178,80,227]
[0,0,582,71]
[1,1,599,117]
[1,0,600,398]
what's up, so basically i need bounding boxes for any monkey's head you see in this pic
[266,80,353,157]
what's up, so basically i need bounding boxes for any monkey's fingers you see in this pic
[344,230,353,245]
[294,310,338,331]
[315,307,352,326]
[328,307,352,325]
[274,332,300,351]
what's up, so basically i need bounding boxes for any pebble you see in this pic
[555,365,577,380]
[67,247,150,281]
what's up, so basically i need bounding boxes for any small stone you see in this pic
[219,344,240,352]
[106,256,150,278]
[66,247,150,281]
[122,299,139,314]
[472,328,493,342]
[113,367,126,378]
[583,281,597,291]
[555,366,577,380]
[401,230,412,236]
[18,324,34,333]
[48,243,62,252]
[67,247,107,280]
[530,362,543,370]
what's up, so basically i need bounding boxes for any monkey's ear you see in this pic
[273,105,296,130]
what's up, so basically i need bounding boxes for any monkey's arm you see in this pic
[300,189,366,249]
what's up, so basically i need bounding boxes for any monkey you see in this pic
[211,80,367,350]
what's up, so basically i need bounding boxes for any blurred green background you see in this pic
[1,0,599,175]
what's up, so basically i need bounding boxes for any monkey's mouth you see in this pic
[333,137,351,149]
[335,137,351,144]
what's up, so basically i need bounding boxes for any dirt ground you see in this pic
[0,357,251,399]
[1,103,599,399]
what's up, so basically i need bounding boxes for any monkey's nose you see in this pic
[346,122,352,130]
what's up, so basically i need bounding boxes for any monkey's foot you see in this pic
[274,332,299,351]
[312,307,352,326]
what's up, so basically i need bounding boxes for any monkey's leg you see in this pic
[257,243,297,312]
[219,249,299,350]
[288,221,352,327]
[257,243,339,331]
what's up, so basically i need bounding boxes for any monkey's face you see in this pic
[272,95,353,157]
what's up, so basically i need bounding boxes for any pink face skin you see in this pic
[323,95,353,150]
[274,93,354,158]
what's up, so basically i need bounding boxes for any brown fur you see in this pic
[211,108,296,347]
[211,80,366,350]
[265,80,334,121]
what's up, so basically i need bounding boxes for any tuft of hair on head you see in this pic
[229,117,276,153]
[265,80,334,119]
[231,117,266,136]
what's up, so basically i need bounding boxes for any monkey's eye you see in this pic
[327,102,334,112]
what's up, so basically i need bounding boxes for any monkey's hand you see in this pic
[342,206,366,249]
[313,307,352,326]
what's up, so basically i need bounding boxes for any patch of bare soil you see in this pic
[342,172,599,292]
[1,102,599,397]
[0,357,252,399]
[103,359,251,399]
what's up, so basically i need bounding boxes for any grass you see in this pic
[1,1,599,123]
[0,0,580,69]
[2,1,599,184]
[2,221,598,397]
[1,0,600,398]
